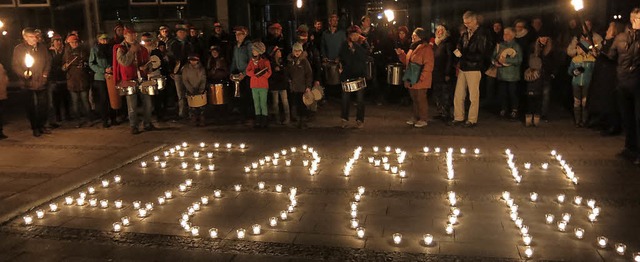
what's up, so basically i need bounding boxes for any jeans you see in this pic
[252,88,268,116]
[271,90,290,123]
[617,84,640,152]
[126,93,154,129]
[453,70,481,123]
[174,75,187,118]
[572,85,589,124]
[409,88,428,121]
[26,90,49,130]
[499,81,519,112]
[70,90,90,119]
[341,89,365,122]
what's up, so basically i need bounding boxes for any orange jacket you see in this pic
[399,43,434,89]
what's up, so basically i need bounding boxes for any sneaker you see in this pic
[464,121,477,128]
[406,118,416,125]
[355,120,364,129]
[448,120,464,126]
[414,120,428,128]
[131,127,141,135]
[341,119,349,129]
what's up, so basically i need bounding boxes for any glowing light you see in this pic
[597,236,608,248]
[615,243,626,255]
[252,224,261,234]
[357,227,365,239]
[571,0,584,11]
[574,228,584,239]
[236,228,246,239]
[392,233,402,244]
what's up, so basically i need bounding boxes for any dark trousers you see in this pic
[341,89,365,122]
[94,80,116,123]
[618,85,640,152]
[26,89,49,130]
[527,95,542,115]
[499,81,519,112]
[291,92,307,120]
[50,82,70,121]
[433,81,452,118]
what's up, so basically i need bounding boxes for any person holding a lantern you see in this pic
[12,27,52,137]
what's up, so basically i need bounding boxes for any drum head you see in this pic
[149,56,162,70]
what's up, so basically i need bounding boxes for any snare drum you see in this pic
[341,78,367,93]
[139,80,159,95]
[187,94,207,107]
[116,80,138,96]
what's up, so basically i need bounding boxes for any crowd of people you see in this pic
[0,7,638,165]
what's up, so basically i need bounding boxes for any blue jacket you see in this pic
[568,54,596,87]
[89,45,111,81]
[230,40,253,74]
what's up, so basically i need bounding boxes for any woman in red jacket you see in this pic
[246,41,272,128]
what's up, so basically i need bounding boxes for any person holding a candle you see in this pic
[113,27,155,134]
[12,27,52,137]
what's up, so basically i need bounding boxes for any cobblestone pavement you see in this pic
[0,97,638,261]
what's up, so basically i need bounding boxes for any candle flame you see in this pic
[25,54,35,68]
[571,0,584,11]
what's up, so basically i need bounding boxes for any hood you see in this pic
[287,51,308,63]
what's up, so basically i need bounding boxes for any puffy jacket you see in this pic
[493,40,523,82]
[182,62,206,95]
[89,44,111,81]
[338,41,369,81]
[602,28,640,88]
[246,56,271,88]
[230,40,253,74]
[286,51,313,93]
[12,42,52,90]
[457,27,491,71]
[398,42,434,89]
[568,54,596,87]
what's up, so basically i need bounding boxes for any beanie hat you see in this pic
[413,27,429,40]
[252,41,266,55]
[269,23,283,30]
[292,42,304,51]
[347,25,361,34]
[398,26,409,34]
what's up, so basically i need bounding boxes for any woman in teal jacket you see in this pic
[89,34,116,128]
[567,40,596,127]
[492,27,522,120]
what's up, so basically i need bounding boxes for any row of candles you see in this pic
[365,147,408,178]
[422,147,481,155]
[244,145,320,176]
[550,150,578,185]
[500,192,534,258]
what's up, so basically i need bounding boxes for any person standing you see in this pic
[286,42,313,129]
[451,11,491,128]
[230,26,253,121]
[89,33,117,128]
[113,27,155,134]
[339,25,369,129]
[568,41,596,127]
[268,46,290,125]
[246,42,272,128]
[208,22,232,61]
[493,27,523,120]
[432,24,454,122]
[12,28,52,137]
[602,8,640,165]
[396,27,434,128]
[63,34,91,127]
[48,34,71,124]
[321,14,347,98]
[206,45,229,123]
[182,55,207,127]
[150,40,171,122]
[168,27,194,119]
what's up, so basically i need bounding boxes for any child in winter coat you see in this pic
[182,55,207,126]
[268,46,290,125]
[286,42,313,128]
[492,27,523,120]
[246,41,272,128]
[568,41,596,127]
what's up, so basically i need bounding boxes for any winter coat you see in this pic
[338,41,369,81]
[568,53,596,87]
[48,48,66,82]
[398,43,434,89]
[230,40,252,74]
[493,40,523,82]
[264,34,290,57]
[286,51,313,93]
[12,42,52,91]
[63,46,90,92]
[432,37,454,83]
[301,41,322,82]
[168,38,194,75]
[113,42,150,83]
[89,44,111,81]
[246,56,272,89]
[529,40,556,80]
[268,56,288,91]
[0,63,8,100]
[206,56,229,83]
[321,28,346,60]
[602,28,640,88]
[181,62,206,95]
[457,27,491,71]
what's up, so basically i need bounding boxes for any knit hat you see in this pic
[347,25,361,34]
[397,26,409,34]
[159,25,169,31]
[413,27,429,40]
[188,54,200,61]
[269,23,283,30]
[252,41,266,55]
[51,33,62,40]
[292,42,304,51]
[213,22,222,28]
[210,45,221,52]
[96,33,108,40]
[537,28,551,37]
[269,46,282,57]
[297,24,309,33]
[234,26,248,35]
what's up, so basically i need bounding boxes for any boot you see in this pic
[525,114,533,127]
[573,107,582,127]
[533,115,540,127]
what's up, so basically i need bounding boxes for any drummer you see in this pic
[338,25,369,129]
[206,45,229,123]
[113,27,155,134]
[182,55,207,127]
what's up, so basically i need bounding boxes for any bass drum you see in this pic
[323,61,341,85]
[105,73,121,109]
[209,83,225,105]
[187,94,207,107]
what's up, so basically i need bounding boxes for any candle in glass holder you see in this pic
[354,193,361,202]
[194,163,202,170]
[76,197,85,206]
[597,236,608,248]
[574,228,585,239]
[520,225,529,235]
[34,209,45,219]
[252,224,261,234]
[290,187,298,196]
[615,243,626,255]
[170,148,176,154]
[115,200,123,209]
[259,159,265,166]
[214,190,222,198]
[523,234,532,245]
[391,166,398,174]
[588,212,598,222]
[101,179,110,188]
[573,196,583,205]
[515,217,523,228]
[357,186,366,195]
[213,143,220,148]
[350,210,358,218]
[181,162,188,169]
[192,202,201,211]
[592,206,601,216]
[179,184,187,192]
[545,214,555,224]
[272,159,279,166]
[399,170,407,178]
[382,156,389,163]
[562,213,571,222]
[445,224,454,235]
[164,151,170,157]
[273,184,283,193]
[113,222,122,232]
[529,192,538,202]
[258,181,266,190]
[140,161,148,168]
[160,161,167,168]
[524,163,531,169]
[505,149,512,155]
[89,198,98,207]
[290,146,297,153]
[190,226,200,236]
[280,210,288,220]
[541,163,549,170]
[65,196,74,205]
[587,199,596,209]
[137,208,148,217]
[524,246,533,258]
[302,160,309,167]
[557,194,565,203]
[632,252,640,261]
[502,191,511,200]
[233,184,242,192]
[510,211,518,221]
[350,219,359,229]
[49,203,59,212]
[372,146,379,152]
[178,151,185,157]
[557,221,567,231]
[79,191,87,199]
[199,142,206,148]
[392,233,402,244]
[448,215,458,225]
[157,196,166,205]
[240,143,246,149]
[384,146,391,153]
[206,152,213,159]
[355,227,365,239]
[100,200,109,208]
[270,217,278,227]
[285,160,292,166]
[206,164,214,171]
[226,143,232,149]
[133,201,141,209]
[185,178,194,186]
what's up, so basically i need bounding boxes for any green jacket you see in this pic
[492,40,522,82]
[89,45,111,81]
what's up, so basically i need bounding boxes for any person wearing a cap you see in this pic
[268,45,290,125]
[296,25,322,88]
[230,26,253,120]
[524,28,555,127]
[182,54,207,126]
[12,27,52,137]
[150,40,170,122]
[168,26,195,119]
[568,40,596,128]
[63,34,91,128]
[286,42,313,128]
[48,33,71,125]
[208,22,231,63]
[113,27,154,134]
[89,33,117,128]
[157,25,173,47]
[264,22,289,58]
[338,25,369,129]
[246,41,272,128]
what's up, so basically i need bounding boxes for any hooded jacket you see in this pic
[568,53,596,87]
[286,51,313,93]
[182,62,206,95]
[602,28,640,88]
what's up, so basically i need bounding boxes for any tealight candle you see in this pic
[114,200,123,209]
[460,148,467,154]
[157,196,166,205]
[290,147,297,153]
[587,199,596,209]
[160,161,167,168]
[597,236,608,248]
[181,142,188,148]
[452,207,461,217]
[373,160,381,166]
[65,196,74,205]
[354,193,361,202]
[270,217,278,227]
[205,228,217,239]
[89,198,98,207]
[208,164,215,171]
[194,163,202,170]
[551,150,557,156]
[137,208,148,217]
[164,191,173,199]
[236,228,246,239]
[302,144,308,150]
[384,146,391,153]
[49,203,58,212]
[524,163,531,169]
[574,228,584,239]
[523,234,532,245]
[350,210,358,218]
[520,225,529,235]
[214,143,220,148]
[100,200,109,208]
[290,187,297,196]
[182,222,192,231]
[179,184,187,192]
[226,143,232,149]
[193,151,200,158]
[101,179,110,188]
[234,184,242,192]
[121,216,130,226]
[199,196,209,205]
[258,181,266,190]
[541,163,549,170]
[207,152,214,159]
[391,166,398,174]
[574,196,583,205]
[189,226,199,236]
[285,160,292,166]
[259,159,265,166]
[588,212,598,222]
[615,243,626,255]
[530,192,538,202]
[199,142,206,148]
[214,190,222,198]
[382,156,389,163]
[372,146,379,152]
[178,151,185,157]
[192,202,201,211]
[357,186,365,195]
[79,192,87,199]
[280,210,288,220]
[240,143,246,149]
[170,148,176,154]
[505,149,511,155]
[524,246,533,258]
[144,203,153,210]
[76,198,85,206]
[557,221,567,231]
[510,211,518,221]
[633,252,640,262]
[448,215,457,225]
[502,191,511,200]
[392,233,402,244]
[164,151,170,157]
[350,202,358,211]
[113,222,122,232]
[140,161,148,168]
[252,224,261,234]
[274,153,280,159]
[181,162,188,169]
[421,234,434,246]
[244,166,251,173]
[357,227,366,239]
[133,201,141,209]
[35,209,45,219]
[399,171,407,178]
[515,217,523,228]
[592,207,601,216]
[445,224,454,235]
[557,194,565,203]
[303,160,309,166]
[474,148,480,154]
[434,147,441,153]
[545,214,555,224]
[562,213,571,222]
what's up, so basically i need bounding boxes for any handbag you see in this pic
[402,62,422,84]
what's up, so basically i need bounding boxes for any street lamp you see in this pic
[571,0,583,11]
[296,0,302,9]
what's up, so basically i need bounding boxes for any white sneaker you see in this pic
[406,119,416,125]
[414,120,428,128]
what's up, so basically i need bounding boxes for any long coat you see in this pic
[399,43,435,89]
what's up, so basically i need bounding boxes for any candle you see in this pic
[592,207,601,216]
[140,161,148,168]
[392,233,402,244]
[350,218,359,229]
[522,234,532,245]
[214,143,220,148]
[270,217,278,227]
[302,160,309,167]
[515,217,523,228]
[354,193,361,202]
[244,166,251,173]
[530,192,538,202]
[274,153,280,159]
[182,142,188,148]
[391,166,398,174]
[562,213,571,222]
[459,148,466,154]
[101,179,110,188]
[252,224,261,234]
[153,155,160,161]
[259,159,265,166]
[258,181,266,190]
[524,163,531,169]
[448,215,457,225]
[76,198,85,206]
[240,143,246,149]
[422,147,430,153]
[138,208,148,217]
[79,192,87,199]
[179,151,185,157]
[419,234,433,246]
[179,184,187,192]
[236,228,246,239]
[545,214,555,224]
[160,161,167,168]
[510,204,518,213]
[615,243,626,255]
[100,200,109,208]
[372,146,379,152]
[214,190,222,198]
[164,151,170,157]
[357,186,366,195]
[290,187,297,196]
[170,148,176,154]
[510,211,518,221]
[113,222,122,232]
[115,200,123,209]
[207,152,214,159]
[505,149,511,155]
[34,209,45,219]
[588,212,598,222]
[399,170,407,178]
[207,228,218,238]
[445,224,454,235]
[280,210,288,220]
[597,236,608,248]
[49,203,58,212]
[291,147,297,153]
[285,160,292,166]
[373,160,381,167]
[382,156,389,163]
[587,199,596,209]
[234,184,242,192]
[194,163,202,170]
[451,207,461,217]
[541,163,549,170]
[65,196,74,205]
[133,201,141,209]
[474,148,480,154]
[520,225,529,235]
[182,222,191,232]
[557,221,567,231]
[574,196,583,205]
[557,194,565,203]
[121,216,130,226]
[551,150,557,156]
[89,198,98,207]
[302,144,308,150]
[434,147,441,153]
[191,226,200,236]
[208,164,215,171]
[502,191,511,200]
[192,202,201,211]
[574,228,584,239]
[350,210,358,218]
[199,142,206,148]
[356,227,366,239]
[524,246,533,258]
[157,196,166,205]
[198,196,208,205]
[163,191,173,199]
[193,151,200,158]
